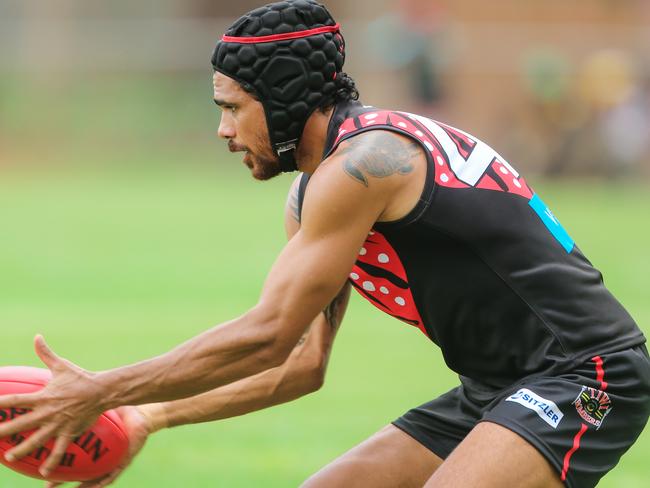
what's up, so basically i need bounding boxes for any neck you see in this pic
[295,107,335,174]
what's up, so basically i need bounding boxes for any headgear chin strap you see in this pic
[275,138,299,172]
[211,0,346,172]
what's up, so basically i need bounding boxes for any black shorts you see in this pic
[392,345,650,488]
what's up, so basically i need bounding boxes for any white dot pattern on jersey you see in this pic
[363,281,376,291]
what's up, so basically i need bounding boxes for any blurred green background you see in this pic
[1,0,650,486]
[1,158,648,487]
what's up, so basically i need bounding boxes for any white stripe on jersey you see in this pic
[410,114,519,186]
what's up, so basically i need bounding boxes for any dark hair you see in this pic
[320,71,359,111]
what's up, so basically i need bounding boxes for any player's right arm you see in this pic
[61,294,350,488]
[7,129,403,478]
[53,178,350,488]
[141,288,349,430]
[142,175,348,427]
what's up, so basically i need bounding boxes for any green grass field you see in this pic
[0,158,648,487]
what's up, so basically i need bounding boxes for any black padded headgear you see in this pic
[211,0,346,172]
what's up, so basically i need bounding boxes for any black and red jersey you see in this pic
[297,101,645,389]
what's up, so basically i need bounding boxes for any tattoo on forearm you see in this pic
[296,330,309,346]
[296,285,349,348]
[323,283,351,331]
[339,133,421,187]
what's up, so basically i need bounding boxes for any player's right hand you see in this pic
[44,405,153,488]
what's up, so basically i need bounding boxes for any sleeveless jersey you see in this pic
[297,101,645,389]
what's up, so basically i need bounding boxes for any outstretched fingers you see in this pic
[0,411,43,451]
[34,335,64,372]
[5,424,57,461]
[40,435,74,478]
[0,392,39,409]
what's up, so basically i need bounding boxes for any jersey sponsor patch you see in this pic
[573,386,612,430]
[528,194,575,253]
[506,388,564,428]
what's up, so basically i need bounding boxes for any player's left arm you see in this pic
[0,131,402,472]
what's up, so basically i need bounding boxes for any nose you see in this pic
[217,111,235,139]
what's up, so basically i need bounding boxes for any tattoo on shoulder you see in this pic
[338,132,421,187]
[287,179,301,223]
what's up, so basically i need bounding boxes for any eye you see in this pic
[221,104,237,115]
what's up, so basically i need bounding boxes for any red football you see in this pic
[0,366,129,482]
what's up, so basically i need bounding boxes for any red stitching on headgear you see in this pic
[222,24,340,44]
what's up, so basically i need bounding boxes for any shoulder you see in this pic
[330,130,426,188]
[305,129,428,223]
[297,130,421,232]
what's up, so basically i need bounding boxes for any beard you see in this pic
[244,152,282,181]
[229,140,282,181]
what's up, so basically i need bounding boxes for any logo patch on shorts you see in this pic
[573,386,612,429]
[506,388,564,428]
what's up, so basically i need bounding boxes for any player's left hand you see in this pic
[0,335,106,478]
[43,406,151,488]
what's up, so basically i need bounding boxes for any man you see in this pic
[1,1,648,487]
